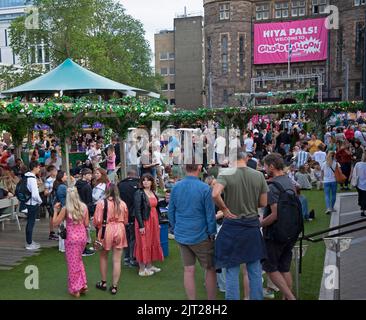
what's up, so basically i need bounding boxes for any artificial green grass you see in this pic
[0,190,331,300]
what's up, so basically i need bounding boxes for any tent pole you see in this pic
[65,138,71,186]
[119,135,127,180]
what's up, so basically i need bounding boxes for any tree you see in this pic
[9,0,161,92]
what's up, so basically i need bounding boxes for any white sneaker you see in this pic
[32,241,41,248]
[25,242,41,251]
[168,233,175,240]
[149,266,161,273]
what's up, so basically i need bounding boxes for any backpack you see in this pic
[15,176,35,203]
[266,181,304,244]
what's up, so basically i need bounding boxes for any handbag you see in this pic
[93,199,108,251]
[59,223,67,240]
[330,164,347,184]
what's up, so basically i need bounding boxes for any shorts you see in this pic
[262,239,296,273]
[178,239,215,269]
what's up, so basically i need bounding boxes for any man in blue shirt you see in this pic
[169,164,217,300]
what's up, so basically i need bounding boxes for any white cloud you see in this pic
[120,0,203,57]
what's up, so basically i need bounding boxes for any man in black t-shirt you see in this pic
[260,153,297,300]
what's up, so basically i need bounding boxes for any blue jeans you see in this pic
[25,205,39,245]
[299,195,309,219]
[324,182,337,210]
[225,260,263,300]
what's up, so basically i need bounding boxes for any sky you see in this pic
[121,0,203,58]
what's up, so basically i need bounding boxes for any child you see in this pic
[313,162,323,190]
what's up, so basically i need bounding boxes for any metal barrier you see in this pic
[296,218,366,300]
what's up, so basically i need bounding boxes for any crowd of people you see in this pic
[0,113,366,300]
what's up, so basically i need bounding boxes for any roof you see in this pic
[1,58,159,98]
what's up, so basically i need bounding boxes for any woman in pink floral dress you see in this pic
[53,187,89,298]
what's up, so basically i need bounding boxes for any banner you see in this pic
[254,18,328,65]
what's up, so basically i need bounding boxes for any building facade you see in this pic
[155,30,176,105]
[204,0,366,107]
[0,0,50,69]
[155,14,204,109]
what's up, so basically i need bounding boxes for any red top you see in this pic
[336,149,352,164]
[344,129,354,140]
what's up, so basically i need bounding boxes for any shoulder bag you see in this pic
[330,164,347,184]
[93,199,108,251]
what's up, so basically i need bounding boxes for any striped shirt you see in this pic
[296,150,309,168]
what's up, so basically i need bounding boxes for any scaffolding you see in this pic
[235,73,324,107]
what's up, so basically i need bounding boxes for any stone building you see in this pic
[203,0,366,108]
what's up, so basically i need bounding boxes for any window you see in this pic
[354,0,366,6]
[355,83,362,97]
[0,48,2,63]
[291,0,306,17]
[169,52,175,60]
[239,35,245,77]
[275,2,289,18]
[336,27,343,72]
[37,46,43,63]
[223,89,229,104]
[219,3,230,20]
[160,68,168,75]
[170,83,175,90]
[356,22,365,65]
[221,35,228,75]
[161,83,168,91]
[207,36,212,72]
[4,29,8,47]
[170,99,176,105]
[312,0,328,14]
[256,4,270,20]
[169,67,175,75]
[160,52,168,60]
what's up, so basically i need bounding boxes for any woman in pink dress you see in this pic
[53,187,89,298]
[134,174,164,277]
[94,184,128,294]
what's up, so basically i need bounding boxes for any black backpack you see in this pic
[267,181,304,244]
[15,176,36,203]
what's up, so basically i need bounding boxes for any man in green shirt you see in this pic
[212,148,268,300]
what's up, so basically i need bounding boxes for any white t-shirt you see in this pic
[355,130,366,147]
[215,136,226,154]
[313,151,327,166]
[321,161,337,183]
[244,138,254,152]
[45,157,62,170]
[353,162,366,191]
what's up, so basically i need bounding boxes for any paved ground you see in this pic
[339,200,366,300]
[0,217,57,271]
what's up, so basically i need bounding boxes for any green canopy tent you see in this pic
[1,58,160,181]
[1,58,160,99]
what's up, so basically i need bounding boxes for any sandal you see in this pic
[110,285,118,295]
[139,268,154,277]
[96,280,107,291]
[80,286,88,294]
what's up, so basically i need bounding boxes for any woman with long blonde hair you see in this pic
[321,151,338,215]
[53,187,89,298]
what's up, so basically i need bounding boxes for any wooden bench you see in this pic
[0,197,21,231]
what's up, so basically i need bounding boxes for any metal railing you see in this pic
[295,218,366,300]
